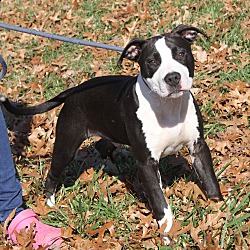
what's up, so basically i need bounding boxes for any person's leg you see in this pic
[0,108,23,225]
[0,108,62,249]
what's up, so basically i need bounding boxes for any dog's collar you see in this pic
[139,74,151,91]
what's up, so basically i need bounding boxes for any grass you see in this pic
[0,0,249,249]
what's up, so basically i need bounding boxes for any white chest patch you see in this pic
[135,75,200,161]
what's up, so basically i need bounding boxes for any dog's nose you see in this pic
[164,72,181,86]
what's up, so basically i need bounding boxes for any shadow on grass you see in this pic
[60,139,196,208]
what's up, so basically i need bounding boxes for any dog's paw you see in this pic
[158,206,173,245]
[46,194,56,207]
[0,94,6,102]
[160,235,171,245]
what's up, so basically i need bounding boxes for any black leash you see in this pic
[0,22,124,52]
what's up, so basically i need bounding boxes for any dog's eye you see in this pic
[178,51,186,59]
[147,59,157,65]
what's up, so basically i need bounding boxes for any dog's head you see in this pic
[118,25,207,98]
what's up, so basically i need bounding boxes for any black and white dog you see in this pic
[0,25,222,243]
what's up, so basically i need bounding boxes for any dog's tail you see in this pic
[0,88,78,115]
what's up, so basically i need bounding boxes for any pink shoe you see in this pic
[7,209,62,249]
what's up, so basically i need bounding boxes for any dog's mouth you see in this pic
[152,88,188,98]
[141,76,189,98]
[167,89,188,98]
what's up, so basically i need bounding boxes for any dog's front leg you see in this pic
[138,158,173,244]
[189,138,223,201]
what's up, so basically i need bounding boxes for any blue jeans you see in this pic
[0,108,23,225]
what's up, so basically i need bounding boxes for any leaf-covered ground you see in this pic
[0,0,249,249]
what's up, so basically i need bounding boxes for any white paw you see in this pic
[158,206,173,245]
[161,235,171,245]
[46,194,56,207]
[0,94,6,102]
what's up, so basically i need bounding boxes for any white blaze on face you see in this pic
[145,38,193,97]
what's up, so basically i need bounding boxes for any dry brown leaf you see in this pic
[86,221,115,244]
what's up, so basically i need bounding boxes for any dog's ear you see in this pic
[117,38,146,66]
[171,24,208,43]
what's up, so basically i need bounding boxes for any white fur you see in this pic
[145,38,193,98]
[157,169,163,189]
[0,95,6,102]
[136,74,200,161]
[158,207,173,245]
[46,194,56,207]
[158,207,173,232]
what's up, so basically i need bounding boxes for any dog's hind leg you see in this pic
[45,105,87,206]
